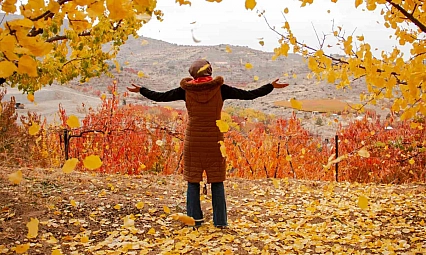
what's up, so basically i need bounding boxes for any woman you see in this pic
[127,59,289,228]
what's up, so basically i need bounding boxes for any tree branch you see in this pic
[46,31,91,42]
[386,0,426,33]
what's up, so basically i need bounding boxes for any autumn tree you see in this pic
[263,0,425,120]
[0,0,162,92]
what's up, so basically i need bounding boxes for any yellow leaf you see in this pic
[284,7,289,13]
[216,120,230,132]
[15,243,30,254]
[147,228,156,234]
[123,215,135,227]
[218,141,227,158]
[272,179,280,189]
[301,148,306,155]
[245,0,256,10]
[290,98,302,110]
[62,158,79,174]
[106,0,128,20]
[408,158,415,165]
[80,235,89,243]
[285,155,292,161]
[114,204,121,210]
[259,40,264,46]
[27,94,35,102]
[135,201,145,209]
[225,45,232,53]
[253,75,259,81]
[66,115,80,128]
[0,60,18,78]
[18,55,38,77]
[8,170,23,185]
[83,155,103,170]
[137,71,145,78]
[245,63,253,69]
[29,122,40,135]
[358,195,368,209]
[141,39,149,45]
[197,63,211,74]
[355,0,363,8]
[170,213,195,226]
[70,200,77,207]
[358,147,370,158]
[138,164,146,170]
[163,205,171,214]
[27,218,39,239]
[51,249,63,255]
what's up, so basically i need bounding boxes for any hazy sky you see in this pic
[140,0,411,57]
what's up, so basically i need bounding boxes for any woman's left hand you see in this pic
[127,84,141,93]
[271,79,290,89]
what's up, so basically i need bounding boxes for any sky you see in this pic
[139,0,411,57]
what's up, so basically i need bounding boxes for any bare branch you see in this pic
[311,22,322,48]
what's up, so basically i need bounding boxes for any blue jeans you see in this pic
[187,182,227,226]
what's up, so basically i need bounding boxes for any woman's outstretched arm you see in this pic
[127,84,186,102]
[221,79,289,100]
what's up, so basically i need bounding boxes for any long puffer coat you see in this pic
[180,76,226,183]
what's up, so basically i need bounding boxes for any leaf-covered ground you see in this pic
[1,168,425,255]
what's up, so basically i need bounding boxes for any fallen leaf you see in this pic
[8,170,23,185]
[26,218,39,239]
[136,202,145,209]
[15,243,30,254]
[163,205,171,214]
[358,195,369,209]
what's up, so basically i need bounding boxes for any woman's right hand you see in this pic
[271,79,289,89]
[127,84,141,93]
